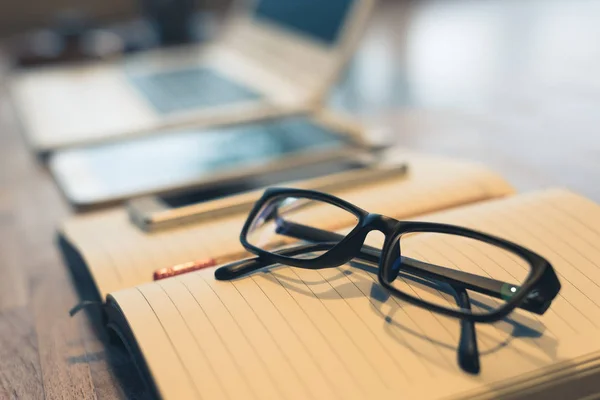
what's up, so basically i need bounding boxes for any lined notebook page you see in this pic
[61,154,514,298]
[110,189,600,400]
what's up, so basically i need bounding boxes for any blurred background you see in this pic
[1,0,599,198]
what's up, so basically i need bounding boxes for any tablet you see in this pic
[49,113,370,209]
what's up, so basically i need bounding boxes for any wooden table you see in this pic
[1,0,599,398]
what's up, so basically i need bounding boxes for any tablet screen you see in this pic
[50,116,355,206]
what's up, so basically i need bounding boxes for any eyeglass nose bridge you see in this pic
[362,213,400,236]
[355,214,402,283]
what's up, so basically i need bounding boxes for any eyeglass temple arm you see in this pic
[215,242,350,280]
[275,219,546,315]
[453,286,480,374]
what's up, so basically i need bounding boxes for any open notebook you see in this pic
[59,153,600,399]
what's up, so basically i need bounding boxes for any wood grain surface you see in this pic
[0,0,599,398]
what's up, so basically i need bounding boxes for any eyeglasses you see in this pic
[215,187,561,373]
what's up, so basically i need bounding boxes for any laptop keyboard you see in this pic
[128,67,262,114]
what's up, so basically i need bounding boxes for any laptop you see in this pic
[9,0,375,155]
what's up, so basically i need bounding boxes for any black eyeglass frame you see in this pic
[239,187,561,323]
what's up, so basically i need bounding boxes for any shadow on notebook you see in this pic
[259,258,555,370]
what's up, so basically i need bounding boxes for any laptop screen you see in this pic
[253,0,356,45]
